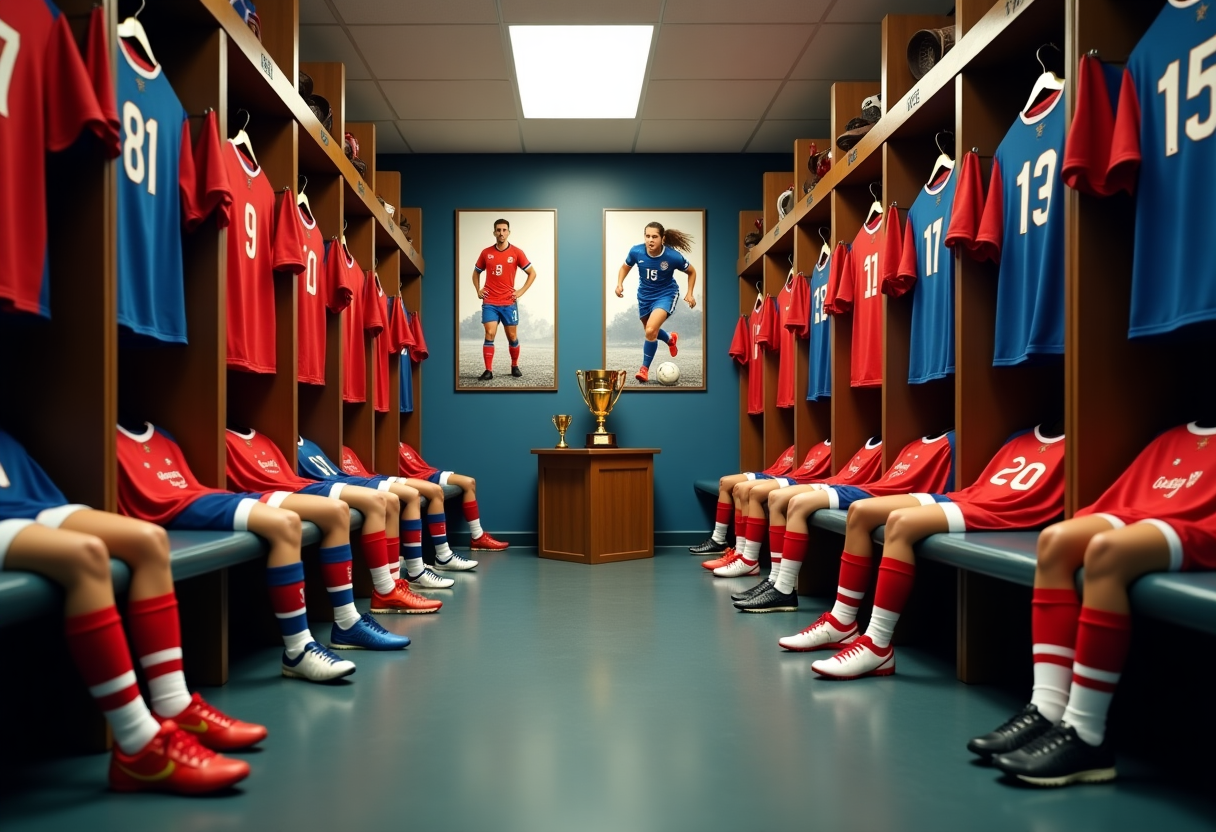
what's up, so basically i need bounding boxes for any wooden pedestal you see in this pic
[532,448,660,564]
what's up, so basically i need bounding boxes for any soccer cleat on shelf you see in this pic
[330,613,411,650]
[735,584,798,612]
[281,641,357,681]
[777,612,859,652]
[470,532,509,551]
[968,703,1055,760]
[701,549,738,571]
[668,332,679,357]
[731,578,772,602]
[810,635,894,680]
[635,366,649,383]
[713,556,760,578]
[406,566,456,589]
[992,723,1117,787]
[371,579,443,614]
[479,370,494,381]
[435,552,479,571]
[163,692,267,751]
[690,537,728,556]
[511,366,523,377]
[109,720,250,794]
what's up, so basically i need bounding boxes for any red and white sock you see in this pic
[65,606,159,754]
[1030,587,1080,723]
[767,525,785,583]
[712,501,731,544]
[402,518,424,576]
[319,545,361,630]
[866,557,915,649]
[483,343,494,371]
[774,530,806,594]
[128,593,192,719]
[387,536,401,581]
[464,501,485,539]
[361,530,394,595]
[509,342,521,366]
[1062,607,1131,746]
[830,551,872,627]
[428,514,453,559]
[740,515,766,563]
[733,510,746,551]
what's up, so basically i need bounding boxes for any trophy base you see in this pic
[585,432,617,448]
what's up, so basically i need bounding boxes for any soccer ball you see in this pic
[655,362,680,386]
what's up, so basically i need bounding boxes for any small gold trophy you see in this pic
[551,414,572,449]
[575,369,627,448]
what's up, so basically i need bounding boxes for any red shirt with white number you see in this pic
[942,427,1065,531]
[475,243,531,306]
[728,300,776,416]
[827,211,898,388]
[291,201,353,384]
[775,274,799,408]
[336,244,368,403]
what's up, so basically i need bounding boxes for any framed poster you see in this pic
[455,210,557,391]
[603,209,706,390]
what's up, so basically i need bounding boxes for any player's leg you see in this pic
[636,307,670,382]
[716,480,780,578]
[691,474,749,554]
[394,479,477,572]
[995,523,1172,787]
[782,495,923,652]
[446,472,508,550]
[244,501,357,679]
[969,516,1114,760]
[381,482,453,589]
[811,502,950,679]
[480,314,499,380]
[2,523,249,793]
[56,510,266,749]
[504,316,522,376]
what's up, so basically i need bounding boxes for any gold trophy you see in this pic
[551,415,572,449]
[575,369,627,448]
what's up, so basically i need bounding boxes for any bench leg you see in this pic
[177,569,228,687]
[956,570,1032,685]
[796,527,844,598]
[302,546,335,622]
[349,538,374,598]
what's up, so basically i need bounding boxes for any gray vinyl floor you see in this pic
[2,549,1214,832]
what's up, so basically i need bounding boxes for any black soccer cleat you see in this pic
[735,584,798,613]
[731,579,772,602]
[689,537,728,556]
[479,370,494,381]
[968,704,1055,760]
[511,366,523,377]
[993,723,1117,787]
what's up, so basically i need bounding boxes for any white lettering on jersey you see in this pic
[0,460,9,488]
[257,458,281,473]
[888,462,911,479]
[156,470,188,489]
[0,20,21,118]
[1154,470,1203,498]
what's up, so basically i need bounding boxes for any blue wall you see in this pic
[379,153,785,540]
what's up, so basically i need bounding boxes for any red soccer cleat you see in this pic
[109,720,250,795]
[668,332,679,357]
[702,549,738,571]
[165,692,267,751]
[470,532,509,550]
[371,580,443,614]
[635,366,649,383]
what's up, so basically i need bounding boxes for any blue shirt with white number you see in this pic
[625,244,690,302]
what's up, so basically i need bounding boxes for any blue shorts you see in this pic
[341,475,408,492]
[424,471,454,485]
[808,486,953,511]
[169,493,266,531]
[482,303,519,325]
[637,289,678,321]
[296,481,351,499]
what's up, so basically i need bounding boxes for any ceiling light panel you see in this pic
[510,26,653,118]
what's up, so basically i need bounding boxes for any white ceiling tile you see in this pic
[651,24,813,80]
[826,0,954,23]
[642,80,780,120]
[662,0,831,24]
[767,79,833,121]
[748,119,831,153]
[299,26,371,80]
[520,120,637,152]
[397,120,522,153]
[635,120,756,153]
[381,81,518,120]
[344,80,396,121]
[348,26,509,80]
[298,0,336,25]
[500,0,662,24]
[791,23,882,80]
[373,122,410,154]
[332,0,499,25]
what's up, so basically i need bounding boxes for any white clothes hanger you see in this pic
[864,182,884,228]
[817,226,832,267]
[1023,44,1065,114]
[928,130,955,186]
[116,0,157,66]
[296,175,312,217]
[230,108,259,167]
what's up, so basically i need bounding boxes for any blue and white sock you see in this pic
[642,340,658,368]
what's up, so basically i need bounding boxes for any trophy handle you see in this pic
[609,369,628,411]
[575,370,592,410]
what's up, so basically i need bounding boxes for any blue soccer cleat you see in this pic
[330,613,411,650]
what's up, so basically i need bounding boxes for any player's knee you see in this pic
[847,500,882,531]
[75,536,112,584]
[330,499,351,528]
[1035,523,1075,573]
[883,509,917,543]
[384,492,400,516]
[133,522,171,567]
[465,476,476,492]
[1082,533,1125,582]
[271,510,303,547]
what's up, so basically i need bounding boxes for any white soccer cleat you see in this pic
[434,553,479,572]
[810,635,895,680]
[281,642,357,682]
[778,612,859,652]
[406,566,456,589]
[713,556,760,578]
